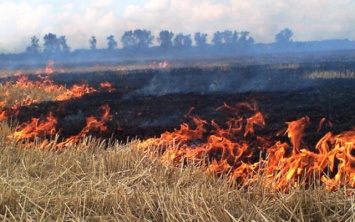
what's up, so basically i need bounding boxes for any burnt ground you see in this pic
[3,61,355,148]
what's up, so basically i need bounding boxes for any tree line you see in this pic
[25,28,294,54]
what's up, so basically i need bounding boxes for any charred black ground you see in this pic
[2,59,355,147]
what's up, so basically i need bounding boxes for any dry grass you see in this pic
[306,70,355,79]
[0,79,65,107]
[0,67,354,221]
[0,120,354,221]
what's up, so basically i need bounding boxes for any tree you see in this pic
[157,30,174,48]
[275,28,293,44]
[26,36,40,54]
[212,30,239,46]
[107,35,117,50]
[211,30,254,52]
[121,31,134,48]
[173,33,192,48]
[59,36,70,53]
[231,31,239,44]
[237,31,254,50]
[134,29,154,48]
[221,30,234,45]
[183,34,192,48]
[42,33,71,54]
[194,32,208,47]
[121,29,154,49]
[43,33,61,54]
[89,36,97,50]
[212,31,223,46]
[173,33,184,48]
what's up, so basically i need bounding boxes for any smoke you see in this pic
[125,66,313,98]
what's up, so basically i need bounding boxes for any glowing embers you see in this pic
[139,102,355,192]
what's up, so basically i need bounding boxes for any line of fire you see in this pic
[0,57,354,193]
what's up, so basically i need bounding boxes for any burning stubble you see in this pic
[0,59,354,221]
[0,60,355,193]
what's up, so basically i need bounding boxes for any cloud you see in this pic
[0,0,354,53]
[144,0,170,11]
[0,2,54,52]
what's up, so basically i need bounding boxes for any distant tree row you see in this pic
[26,33,70,54]
[25,28,293,54]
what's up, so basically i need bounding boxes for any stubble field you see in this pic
[0,57,355,221]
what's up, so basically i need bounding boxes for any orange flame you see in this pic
[285,116,310,154]
[10,112,57,140]
[99,81,115,92]
[45,60,55,75]
[35,60,55,76]
[2,66,355,192]
[55,82,97,101]
[138,102,355,192]
[55,104,112,149]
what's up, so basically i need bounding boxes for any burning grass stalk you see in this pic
[0,120,353,221]
[0,68,354,220]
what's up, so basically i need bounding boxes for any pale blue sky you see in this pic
[0,0,354,53]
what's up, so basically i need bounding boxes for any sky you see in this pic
[0,0,354,53]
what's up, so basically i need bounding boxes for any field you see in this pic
[0,54,355,221]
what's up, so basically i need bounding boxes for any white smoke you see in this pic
[126,67,313,98]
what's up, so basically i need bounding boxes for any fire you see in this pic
[319,130,355,190]
[35,60,55,76]
[54,82,97,101]
[0,73,112,110]
[0,62,116,124]
[138,102,355,192]
[285,116,310,154]
[55,104,112,149]
[99,81,115,92]
[149,60,169,69]
[159,60,169,68]
[10,112,57,141]
[7,104,112,150]
[1,62,354,192]
[45,60,55,75]
[0,110,8,121]
[0,63,115,149]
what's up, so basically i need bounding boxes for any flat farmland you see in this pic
[0,56,355,221]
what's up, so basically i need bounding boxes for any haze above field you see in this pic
[0,0,354,53]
